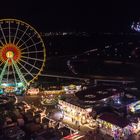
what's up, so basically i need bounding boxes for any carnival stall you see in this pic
[97,112,140,139]
[58,100,96,127]
[63,84,82,94]
[43,90,65,95]
[27,88,39,95]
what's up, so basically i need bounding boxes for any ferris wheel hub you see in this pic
[6,51,14,58]
[0,43,21,64]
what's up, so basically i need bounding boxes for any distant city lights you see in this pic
[131,21,140,32]
[40,32,89,37]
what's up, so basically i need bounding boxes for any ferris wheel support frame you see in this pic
[11,58,28,89]
[0,60,8,84]
[0,58,28,89]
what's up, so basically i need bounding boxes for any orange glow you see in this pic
[0,43,21,65]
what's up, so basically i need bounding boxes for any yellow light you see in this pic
[6,51,14,58]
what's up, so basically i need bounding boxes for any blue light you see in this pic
[117,100,121,104]
[131,21,140,32]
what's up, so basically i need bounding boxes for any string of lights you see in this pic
[40,32,89,37]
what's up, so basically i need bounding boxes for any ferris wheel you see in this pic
[0,19,46,90]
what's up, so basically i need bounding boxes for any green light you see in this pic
[17,82,23,87]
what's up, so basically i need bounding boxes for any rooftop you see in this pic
[75,86,121,101]
[98,112,130,128]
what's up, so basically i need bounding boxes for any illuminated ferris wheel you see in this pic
[0,19,46,91]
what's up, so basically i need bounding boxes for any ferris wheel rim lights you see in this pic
[0,18,46,88]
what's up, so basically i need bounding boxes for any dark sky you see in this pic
[0,1,140,32]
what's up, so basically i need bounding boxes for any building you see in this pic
[97,112,140,139]
[58,100,96,127]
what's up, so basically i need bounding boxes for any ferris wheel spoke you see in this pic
[21,55,44,62]
[20,58,40,71]
[8,21,11,43]
[0,24,7,44]
[11,62,17,85]
[13,22,20,44]
[0,60,8,84]
[17,61,34,78]
[0,39,4,46]
[12,59,28,87]
[21,41,42,51]
[21,50,44,54]
[0,61,4,66]
[18,33,37,48]
[7,64,10,83]
[16,26,29,46]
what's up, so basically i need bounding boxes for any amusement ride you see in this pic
[0,19,46,94]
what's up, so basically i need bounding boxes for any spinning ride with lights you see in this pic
[0,19,46,94]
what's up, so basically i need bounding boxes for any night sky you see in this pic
[0,1,140,32]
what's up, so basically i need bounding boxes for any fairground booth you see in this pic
[97,112,140,139]
[75,86,123,107]
[58,99,96,128]
[63,84,82,94]
[27,88,40,95]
